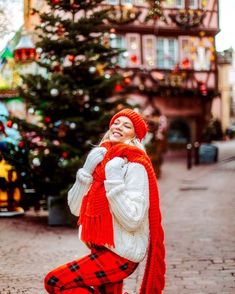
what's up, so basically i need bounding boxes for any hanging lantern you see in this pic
[14,32,36,63]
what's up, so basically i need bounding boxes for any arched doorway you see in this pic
[168,118,191,147]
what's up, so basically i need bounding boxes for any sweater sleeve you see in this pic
[104,162,149,232]
[67,168,93,216]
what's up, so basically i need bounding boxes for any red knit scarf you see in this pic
[79,142,165,293]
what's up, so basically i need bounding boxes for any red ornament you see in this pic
[68,55,75,62]
[130,55,138,63]
[114,83,123,92]
[172,63,180,74]
[62,151,68,159]
[51,0,60,4]
[124,77,131,85]
[182,58,190,69]
[199,81,207,96]
[44,117,51,124]
[0,121,6,134]
[18,141,25,149]
[53,64,62,73]
[6,120,13,128]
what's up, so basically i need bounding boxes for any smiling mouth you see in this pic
[112,132,122,137]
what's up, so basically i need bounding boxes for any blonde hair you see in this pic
[99,130,146,152]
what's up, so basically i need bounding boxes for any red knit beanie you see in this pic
[109,108,148,141]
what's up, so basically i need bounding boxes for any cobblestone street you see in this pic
[0,140,235,294]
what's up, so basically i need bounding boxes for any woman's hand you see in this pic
[83,147,107,175]
[105,157,127,181]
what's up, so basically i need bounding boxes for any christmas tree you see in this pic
[9,0,126,206]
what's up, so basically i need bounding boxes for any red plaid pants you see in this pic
[44,247,138,293]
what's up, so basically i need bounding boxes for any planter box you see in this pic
[47,196,74,226]
[199,144,218,164]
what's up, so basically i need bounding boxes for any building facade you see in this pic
[24,0,220,145]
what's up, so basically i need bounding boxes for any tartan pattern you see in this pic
[44,247,138,294]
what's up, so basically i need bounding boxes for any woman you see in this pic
[44,108,165,294]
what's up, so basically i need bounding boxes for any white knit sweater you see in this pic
[67,161,149,262]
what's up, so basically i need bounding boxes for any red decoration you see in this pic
[199,81,207,96]
[62,151,68,159]
[14,34,36,63]
[0,121,6,135]
[68,55,75,62]
[14,48,36,62]
[56,24,65,36]
[44,117,51,124]
[130,55,138,63]
[114,83,123,92]
[53,64,62,73]
[181,58,191,69]
[6,120,13,128]
[18,141,25,149]
[51,0,60,4]
[172,63,180,74]
[124,77,131,85]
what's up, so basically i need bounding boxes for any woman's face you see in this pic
[109,116,135,144]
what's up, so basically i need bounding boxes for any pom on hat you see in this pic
[109,108,148,141]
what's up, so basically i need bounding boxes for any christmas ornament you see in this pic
[199,81,207,96]
[89,66,96,73]
[44,149,50,155]
[130,55,138,63]
[62,151,68,159]
[6,120,13,128]
[53,140,60,146]
[32,157,41,166]
[0,121,6,135]
[124,77,131,85]
[105,73,111,79]
[182,58,191,69]
[51,0,60,4]
[96,64,106,76]
[18,141,25,149]
[114,83,123,92]
[69,122,76,129]
[68,55,75,62]
[28,108,35,114]
[44,117,51,124]
[50,88,59,96]
[58,122,67,137]
[56,24,65,37]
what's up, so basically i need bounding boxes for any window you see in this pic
[106,0,118,4]
[126,34,141,67]
[156,38,178,69]
[121,0,133,4]
[106,0,146,5]
[179,36,213,71]
[134,0,146,5]
[175,0,184,8]
[189,0,198,9]
[143,35,156,68]
[110,35,127,67]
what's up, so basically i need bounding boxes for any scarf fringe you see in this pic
[80,211,115,248]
